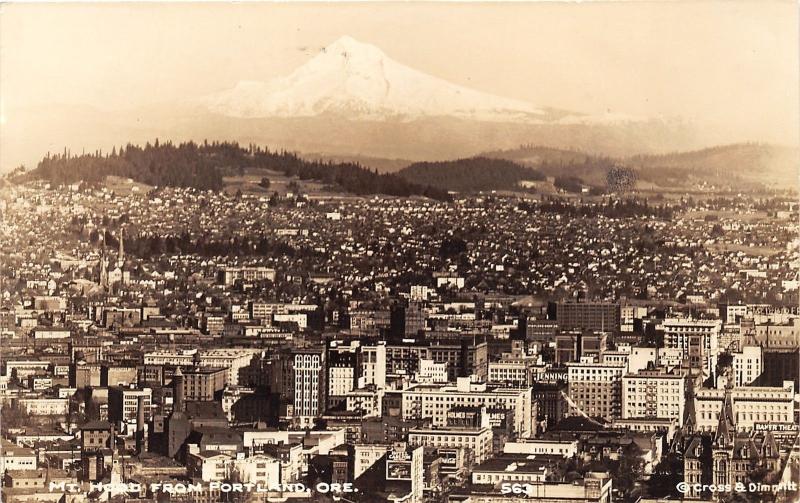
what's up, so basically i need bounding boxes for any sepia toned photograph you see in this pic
[0,1,798,502]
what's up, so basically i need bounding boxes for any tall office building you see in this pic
[550,301,621,333]
[391,302,427,338]
[327,343,359,408]
[292,348,326,426]
[730,346,762,387]
[663,318,721,377]
[360,343,387,388]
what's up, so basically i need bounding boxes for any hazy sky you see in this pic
[1,1,798,145]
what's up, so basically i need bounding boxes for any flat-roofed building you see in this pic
[32,327,71,340]
[428,337,489,382]
[292,348,326,427]
[79,420,113,452]
[401,378,532,438]
[662,318,721,355]
[458,471,612,502]
[6,360,50,379]
[693,381,794,432]
[108,385,152,423]
[0,440,37,472]
[409,425,493,463]
[531,381,568,424]
[550,301,621,333]
[17,397,70,416]
[663,318,721,376]
[753,318,800,349]
[503,439,578,458]
[359,343,386,389]
[144,348,258,385]
[566,361,626,421]
[183,367,228,401]
[731,345,763,387]
[471,454,552,485]
[622,366,688,426]
[488,358,538,387]
[219,266,276,286]
[353,444,390,479]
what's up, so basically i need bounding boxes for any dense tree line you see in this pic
[397,157,545,192]
[18,140,451,201]
[21,141,225,190]
[520,197,674,220]
[114,232,316,260]
[553,175,584,193]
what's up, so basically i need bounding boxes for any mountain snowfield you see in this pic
[206,36,635,124]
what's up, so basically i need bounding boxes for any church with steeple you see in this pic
[98,227,130,292]
[99,249,110,291]
[680,370,782,500]
[107,227,130,287]
[711,388,749,489]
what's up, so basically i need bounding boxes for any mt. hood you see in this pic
[1,36,708,171]
[207,36,597,123]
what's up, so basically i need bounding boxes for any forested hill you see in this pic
[396,157,546,192]
[482,143,800,190]
[16,140,452,201]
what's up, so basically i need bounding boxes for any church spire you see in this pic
[682,374,697,434]
[714,388,736,448]
[100,229,109,290]
[118,226,125,269]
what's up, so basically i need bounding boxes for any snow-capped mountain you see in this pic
[207,36,556,122]
[1,36,705,171]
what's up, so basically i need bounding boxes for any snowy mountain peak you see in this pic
[205,36,549,122]
[320,35,386,61]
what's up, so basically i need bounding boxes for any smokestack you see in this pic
[173,366,185,413]
[136,395,146,454]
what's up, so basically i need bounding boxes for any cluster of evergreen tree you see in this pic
[23,141,224,190]
[439,236,468,258]
[606,166,637,193]
[525,197,674,219]
[396,157,545,193]
[19,140,451,201]
[553,175,584,193]
[106,231,316,260]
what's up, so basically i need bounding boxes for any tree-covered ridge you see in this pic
[18,140,452,201]
[396,156,546,192]
[483,142,800,191]
[21,141,225,190]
